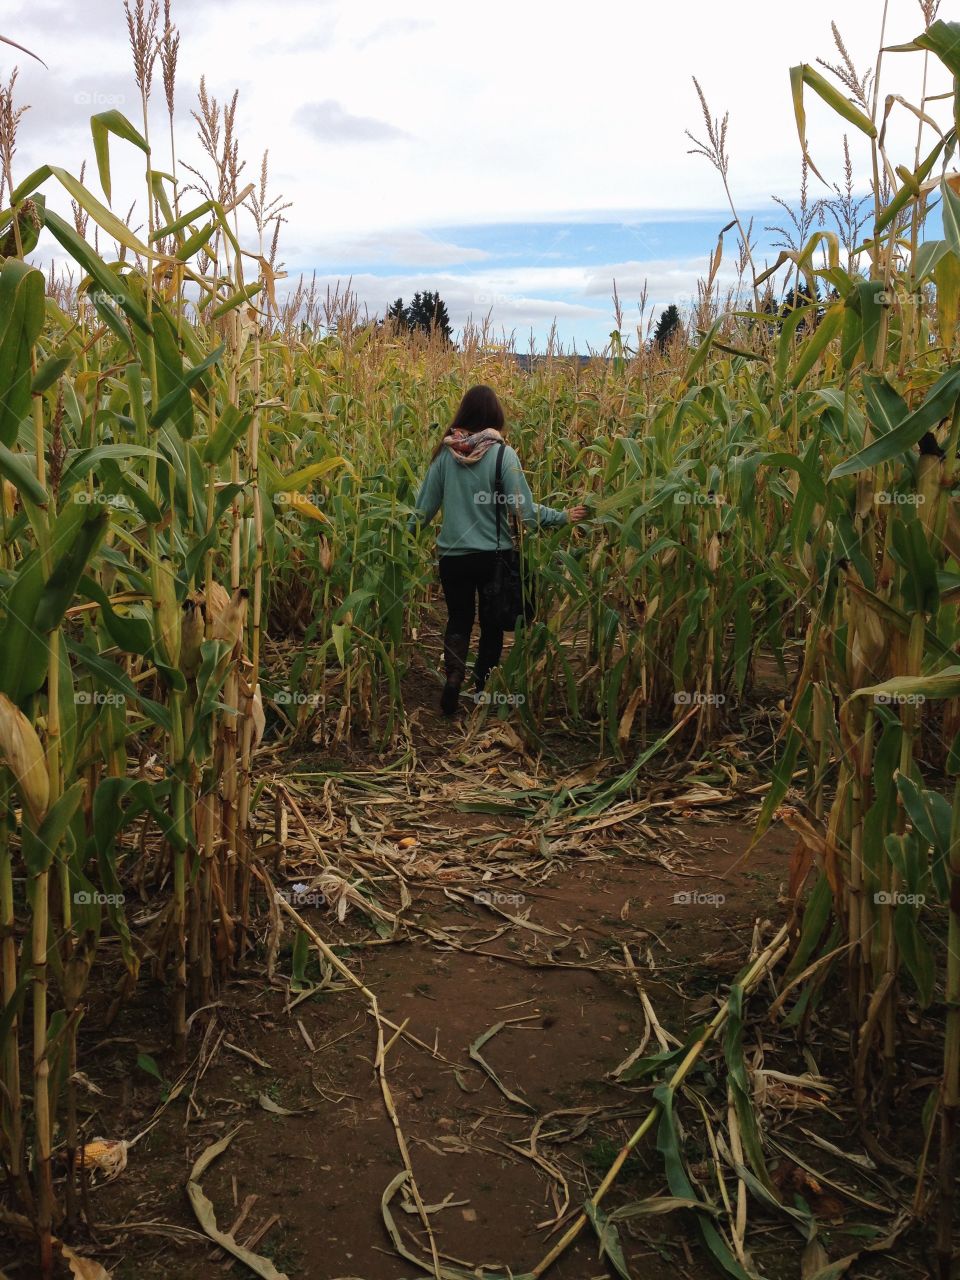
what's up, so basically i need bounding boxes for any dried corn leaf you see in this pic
[186,1128,289,1280]
[60,1243,112,1280]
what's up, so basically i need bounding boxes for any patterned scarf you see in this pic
[443,427,504,465]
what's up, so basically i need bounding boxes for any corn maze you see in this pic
[3,5,960,1279]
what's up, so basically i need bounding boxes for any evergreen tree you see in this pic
[653,304,682,352]
[407,290,453,342]
[386,297,408,329]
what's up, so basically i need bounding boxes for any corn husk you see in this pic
[0,692,49,824]
[318,535,333,574]
[917,451,941,535]
[212,588,249,652]
[706,533,721,573]
[179,596,204,678]
[944,497,960,564]
[249,682,265,749]
[154,556,180,667]
[204,580,230,624]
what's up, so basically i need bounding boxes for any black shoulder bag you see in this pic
[482,443,536,631]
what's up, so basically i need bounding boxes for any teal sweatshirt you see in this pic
[408,444,568,555]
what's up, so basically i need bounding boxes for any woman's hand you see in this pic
[566,505,589,523]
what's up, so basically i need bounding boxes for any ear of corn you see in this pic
[0,692,49,825]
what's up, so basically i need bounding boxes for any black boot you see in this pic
[474,626,503,697]
[441,632,469,716]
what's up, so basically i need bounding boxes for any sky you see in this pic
[2,0,953,348]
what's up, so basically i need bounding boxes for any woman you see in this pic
[408,385,588,715]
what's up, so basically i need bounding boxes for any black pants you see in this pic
[438,551,504,686]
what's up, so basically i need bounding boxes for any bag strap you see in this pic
[493,443,506,552]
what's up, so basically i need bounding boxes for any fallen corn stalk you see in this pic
[529,920,791,1277]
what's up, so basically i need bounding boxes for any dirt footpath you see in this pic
[55,811,795,1280]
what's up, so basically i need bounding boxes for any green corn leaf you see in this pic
[148,343,224,434]
[790,304,844,388]
[0,258,46,446]
[894,902,936,1007]
[210,282,263,319]
[34,503,110,633]
[853,665,960,703]
[784,873,833,981]
[876,136,945,235]
[60,443,161,491]
[857,281,884,366]
[31,350,74,394]
[68,640,172,734]
[22,781,85,875]
[202,404,253,465]
[654,1085,756,1280]
[829,364,960,478]
[863,373,907,436]
[915,237,951,280]
[889,515,939,615]
[13,163,154,255]
[724,985,773,1189]
[90,110,149,203]
[77,574,153,654]
[682,319,722,387]
[151,197,217,241]
[942,177,960,261]
[43,209,150,332]
[790,64,876,182]
[0,441,47,504]
[584,1203,633,1280]
[914,20,960,78]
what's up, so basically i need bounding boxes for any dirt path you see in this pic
[2,659,925,1280]
[60,755,799,1280]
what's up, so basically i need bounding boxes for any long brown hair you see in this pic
[430,385,505,461]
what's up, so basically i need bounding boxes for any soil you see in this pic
[0,638,939,1280]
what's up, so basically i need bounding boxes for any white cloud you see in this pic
[5,0,947,238]
[294,99,411,144]
[317,229,488,266]
[2,0,949,345]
